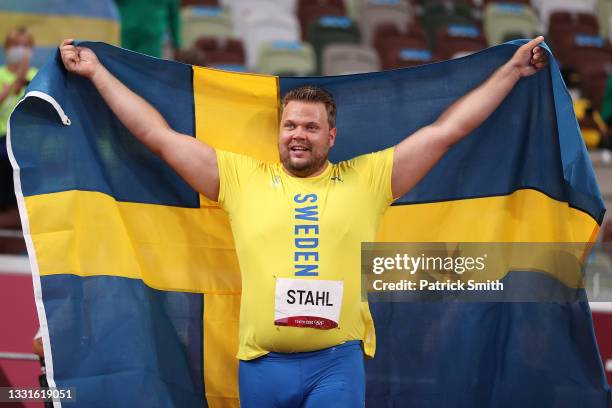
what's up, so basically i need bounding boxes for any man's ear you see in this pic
[329,127,337,148]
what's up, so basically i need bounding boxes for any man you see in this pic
[58,37,548,407]
[0,27,36,228]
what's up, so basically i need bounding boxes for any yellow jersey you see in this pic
[216,147,395,360]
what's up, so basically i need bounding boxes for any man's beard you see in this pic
[280,149,328,177]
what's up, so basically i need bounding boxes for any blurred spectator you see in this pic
[0,27,37,228]
[601,73,612,123]
[578,102,607,149]
[116,0,182,58]
[565,68,609,149]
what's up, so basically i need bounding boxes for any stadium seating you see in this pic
[359,0,414,45]
[556,33,612,65]
[256,40,316,75]
[181,6,233,49]
[374,23,427,61]
[181,0,219,6]
[534,0,596,34]
[308,15,361,74]
[297,0,344,13]
[220,0,295,11]
[373,22,427,53]
[231,2,276,37]
[416,0,481,7]
[482,0,530,4]
[298,2,346,40]
[322,43,380,75]
[230,0,297,37]
[195,37,245,68]
[548,11,599,53]
[435,24,487,60]
[482,3,539,46]
[242,13,300,69]
[581,67,611,112]
[176,46,208,66]
[597,0,612,41]
[558,34,612,110]
[380,44,435,69]
[344,0,361,20]
[421,1,475,49]
[549,11,599,37]
[9,0,612,154]
[531,0,597,12]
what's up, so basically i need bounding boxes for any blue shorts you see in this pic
[239,340,365,408]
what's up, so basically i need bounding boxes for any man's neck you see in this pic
[282,161,329,178]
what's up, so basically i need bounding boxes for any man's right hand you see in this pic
[59,39,101,79]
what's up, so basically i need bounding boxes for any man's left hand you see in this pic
[508,36,549,78]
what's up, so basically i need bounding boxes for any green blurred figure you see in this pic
[601,75,612,125]
[116,0,182,58]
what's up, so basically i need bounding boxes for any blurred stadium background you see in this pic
[0,0,611,406]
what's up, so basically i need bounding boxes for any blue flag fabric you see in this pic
[7,40,611,407]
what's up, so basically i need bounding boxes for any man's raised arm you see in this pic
[391,37,548,199]
[59,39,220,201]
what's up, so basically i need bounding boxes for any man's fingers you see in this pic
[60,39,74,47]
[534,54,547,63]
[61,49,77,61]
[60,48,81,70]
[529,36,545,47]
[60,45,76,53]
[521,36,544,54]
[59,39,81,67]
[530,41,548,66]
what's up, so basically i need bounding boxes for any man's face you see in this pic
[278,101,337,177]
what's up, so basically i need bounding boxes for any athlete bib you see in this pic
[274,278,343,329]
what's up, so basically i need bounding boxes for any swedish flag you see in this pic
[8,41,610,407]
